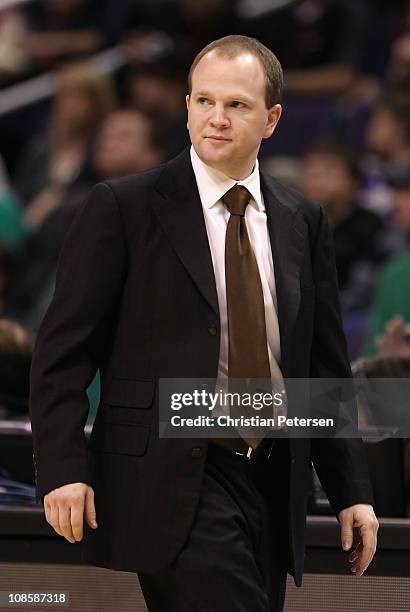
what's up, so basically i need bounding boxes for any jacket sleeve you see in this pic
[29,182,127,503]
[309,205,374,515]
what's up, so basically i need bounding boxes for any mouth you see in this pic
[205,136,231,142]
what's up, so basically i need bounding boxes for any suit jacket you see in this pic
[29,147,374,586]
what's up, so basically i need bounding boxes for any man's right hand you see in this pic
[44,483,98,543]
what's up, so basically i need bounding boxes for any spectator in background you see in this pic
[93,109,165,179]
[363,89,410,215]
[301,140,404,314]
[386,6,410,88]
[0,318,32,419]
[362,164,410,357]
[0,155,26,254]
[0,191,26,312]
[0,156,26,314]
[367,90,410,169]
[388,35,410,88]
[126,53,190,159]
[4,108,164,335]
[13,63,116,229]
[5,64,116,332]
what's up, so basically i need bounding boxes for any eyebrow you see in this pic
[194,91,253,104]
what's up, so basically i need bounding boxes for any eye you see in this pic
[230,101,245,109]
[198,97,210,105]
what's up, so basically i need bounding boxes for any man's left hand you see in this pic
[338,504,379,576]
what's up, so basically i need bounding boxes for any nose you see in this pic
[209,104,230,129]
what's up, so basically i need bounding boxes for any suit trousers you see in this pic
[138,439,290,612]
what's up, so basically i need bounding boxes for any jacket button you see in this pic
[191,447,203,459]
[208,324,217,336]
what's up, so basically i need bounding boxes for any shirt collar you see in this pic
[190,145,264,212]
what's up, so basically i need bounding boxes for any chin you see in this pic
[201,144,230,163]
[204,150,229,162]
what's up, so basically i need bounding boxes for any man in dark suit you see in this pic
[30,36,378,611]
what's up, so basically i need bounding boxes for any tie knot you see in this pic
[222,185,251,216]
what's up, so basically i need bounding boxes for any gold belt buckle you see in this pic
[234,445,253,459]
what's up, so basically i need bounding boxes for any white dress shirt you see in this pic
[190,145,281,383]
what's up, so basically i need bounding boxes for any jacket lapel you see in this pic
[261,173,307,369]
[151,148,220,317]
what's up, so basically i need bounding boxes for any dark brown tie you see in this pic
[223,184,271,380]
[223,185,286,446]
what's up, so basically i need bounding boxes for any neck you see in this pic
[209,160,256,182]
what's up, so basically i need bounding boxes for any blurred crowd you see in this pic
[0,0,409,428]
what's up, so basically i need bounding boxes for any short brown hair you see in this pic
[188,35,283,108]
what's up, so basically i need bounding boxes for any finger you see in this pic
[348,542,362,563]
[58,505,75,543]
[44,498,51,525]
[84,488,98,529]
[340,515,354,550]
[352,529,376,576]
[49,503,63,537]
[349,550,361,563]
[71,496,85,542]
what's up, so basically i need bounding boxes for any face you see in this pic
[94,111,160,178]
[302,153,356,207]
[367,109,404,156]
[186,51,281,179]
[392,187,410,231]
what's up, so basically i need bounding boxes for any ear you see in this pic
[262,104,282,139]
[186,95,190,130]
